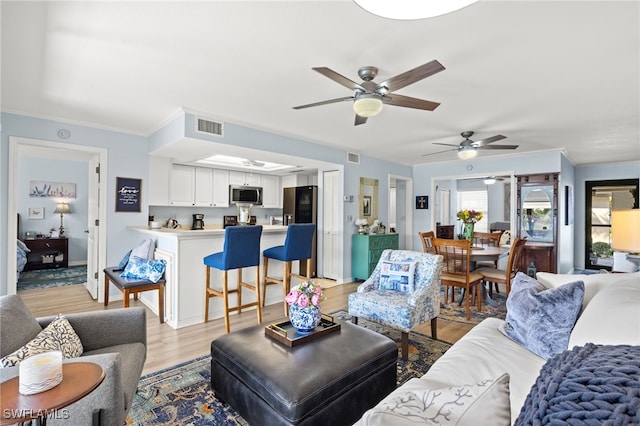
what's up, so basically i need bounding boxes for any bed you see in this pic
[16,240,29,280]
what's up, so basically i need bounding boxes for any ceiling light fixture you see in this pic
[353,0,478,20]
[457,147,478,160]
[483,177,497,185]
[353,94,383,117]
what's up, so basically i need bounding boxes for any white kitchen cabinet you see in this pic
[212,169,230,207]
[194,167,214,206]
[261,174,281,208]
[229,170,261,186]
[170,164,196,206]
[281,174,309,188]
[148,156,171,205]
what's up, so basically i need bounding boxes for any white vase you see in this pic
[289,304,321,333]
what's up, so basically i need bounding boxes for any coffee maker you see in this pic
[192,214,205,230]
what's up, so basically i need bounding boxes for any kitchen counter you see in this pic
[130,224,288,236]
[129,225,289,329]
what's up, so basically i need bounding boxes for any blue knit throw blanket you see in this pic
[516,343,640,425]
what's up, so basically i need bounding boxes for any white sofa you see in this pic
[356,271,640,425]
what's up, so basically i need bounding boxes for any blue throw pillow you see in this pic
[379,261,417,292]
[120,256,166,283]
[117,249,132,271]
[500,272,584,359]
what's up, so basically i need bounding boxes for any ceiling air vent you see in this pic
[347,152,360,164]
[197,118,224,136]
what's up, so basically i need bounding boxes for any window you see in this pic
[457,189,488,232]
[585,179,638,270]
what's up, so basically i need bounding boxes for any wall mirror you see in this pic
[520,185,553,241]
[359,177,378,224]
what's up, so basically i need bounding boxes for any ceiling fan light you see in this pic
[457,147,478,160]
[353,0,478,20]
[483,177,497,185]
[353,95,383,117]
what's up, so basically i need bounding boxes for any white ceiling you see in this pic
[2,1,639,167]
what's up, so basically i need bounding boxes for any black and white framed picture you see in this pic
[116,177,142,212]
[28,207,44,220]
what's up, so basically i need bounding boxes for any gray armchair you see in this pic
[0,295,146,426]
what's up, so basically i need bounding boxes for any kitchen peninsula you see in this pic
[130,225,289,329]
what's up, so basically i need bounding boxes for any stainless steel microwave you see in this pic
[229,185,263,205]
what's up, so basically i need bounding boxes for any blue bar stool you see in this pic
[204,225,263,333]
[262,223,316,315]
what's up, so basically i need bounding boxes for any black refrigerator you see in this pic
[283,185,317,277]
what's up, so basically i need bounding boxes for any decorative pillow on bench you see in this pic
[120,255,167,283]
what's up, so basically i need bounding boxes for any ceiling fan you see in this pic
[423,131,518,159]
[293,60,445,126]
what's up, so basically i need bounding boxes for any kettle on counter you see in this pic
[165,216,180,229]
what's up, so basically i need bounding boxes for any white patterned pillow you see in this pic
[360,374,511,426]
[0,316,83,367]
[379,261,417,292]
[120,255,166,283]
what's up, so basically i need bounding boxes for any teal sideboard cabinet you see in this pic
[352,233,399,280]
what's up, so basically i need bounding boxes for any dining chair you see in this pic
[433,238,483,320]
[418,231,436,253]
[419,231,456,302]
[203,225,263,333]
[262,223,316,315]
[472,231,504,294]
[475,237,527,297]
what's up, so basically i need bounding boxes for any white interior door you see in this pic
[85,156,100,298]
[322,170,340,280]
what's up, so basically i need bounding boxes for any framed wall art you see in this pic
[116,177,142,212]
[28,207,44,220]
[29,181,76,198]
[415,195,429,209]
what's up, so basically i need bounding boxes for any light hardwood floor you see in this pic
[18,283,473,375]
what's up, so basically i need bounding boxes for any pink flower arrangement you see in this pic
[285,280,325,309]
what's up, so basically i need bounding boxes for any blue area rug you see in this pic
[438,289,507,324]
[126,316,451,425]
[17,265,87,291]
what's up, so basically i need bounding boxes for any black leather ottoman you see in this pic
[210,320,397,426]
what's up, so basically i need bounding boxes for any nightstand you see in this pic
[22,237,69,270]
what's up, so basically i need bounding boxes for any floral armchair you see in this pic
[348,249,443,360]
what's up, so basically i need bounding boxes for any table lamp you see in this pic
[611,209,640,272]
[54,202,71,236]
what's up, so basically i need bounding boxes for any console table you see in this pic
[352,233,399,280]
[22,238,68,270]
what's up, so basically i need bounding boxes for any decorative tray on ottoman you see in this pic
[265,313,341,347]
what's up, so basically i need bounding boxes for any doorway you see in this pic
[389,175,413,250]
[584,178,639,271]
[8,137,107,298]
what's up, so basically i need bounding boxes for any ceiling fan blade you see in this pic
[293,96,354,110]
[384,94,440,111]
[312,67,366,91]
[377,60,445,92]
[472,134,506,146]
[433,142,461,147]
[479,144,519,150]
[422,148,458,157]
[355,114,368,126]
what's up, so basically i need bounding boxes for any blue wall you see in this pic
[1,111,412,294]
